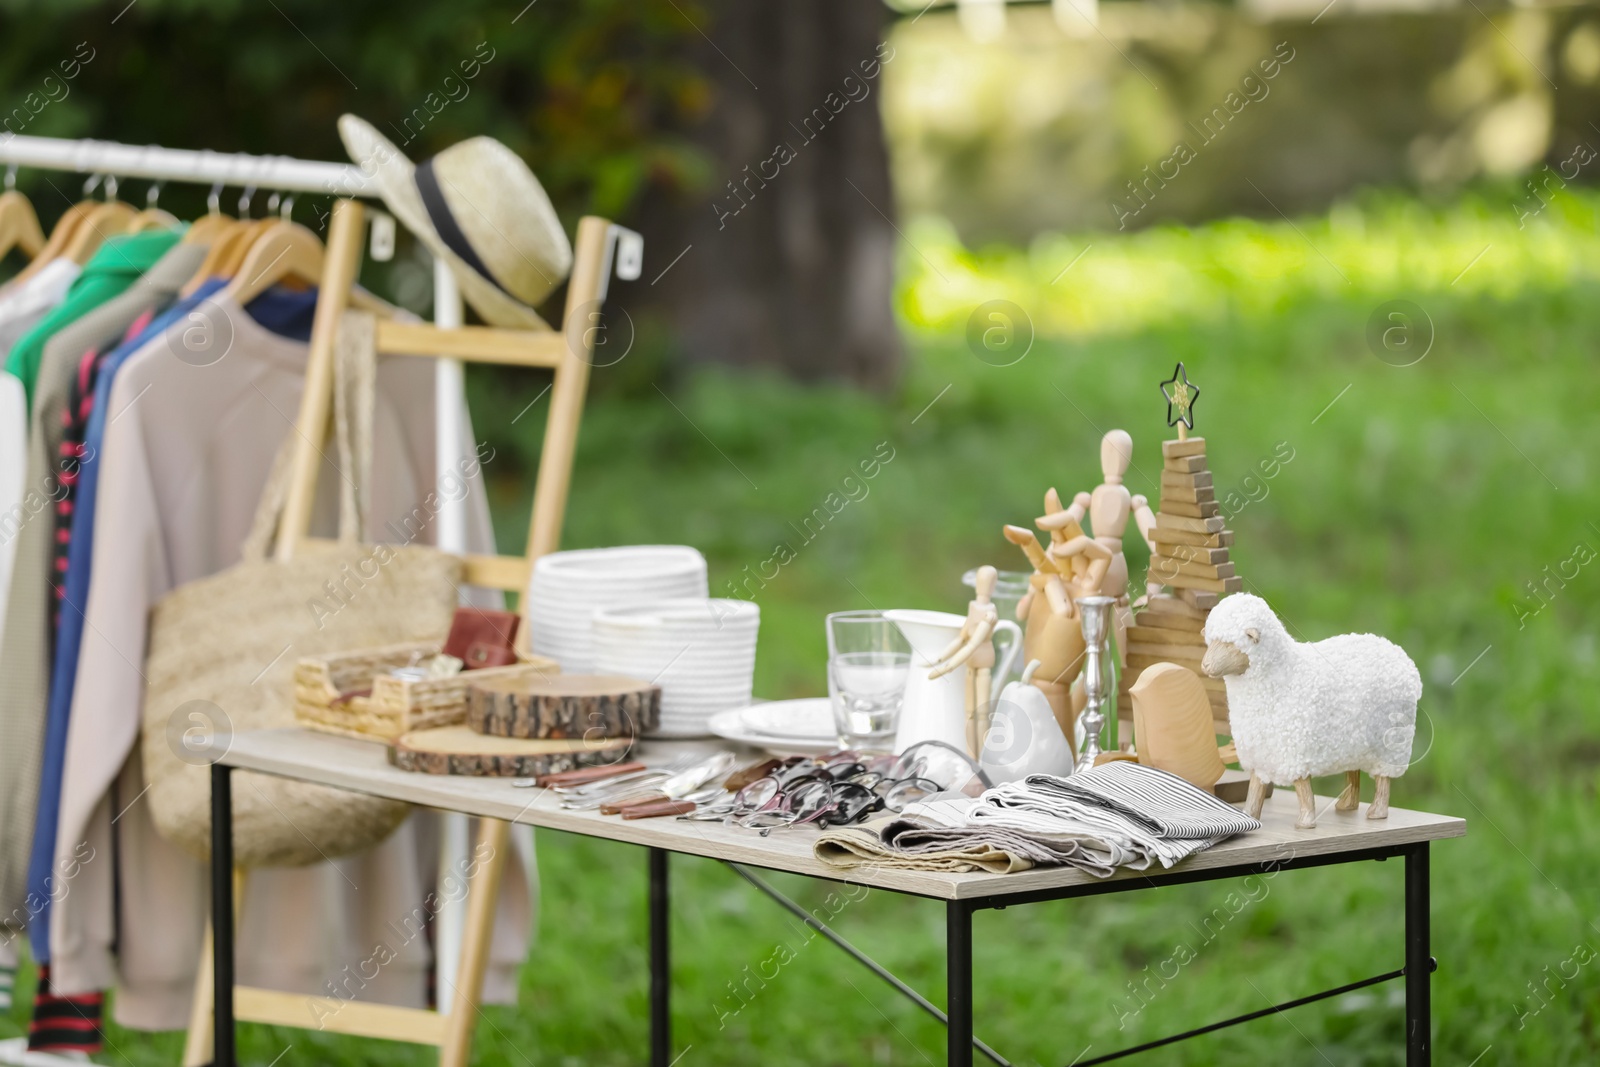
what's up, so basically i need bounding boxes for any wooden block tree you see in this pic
[1118,363,1239,737]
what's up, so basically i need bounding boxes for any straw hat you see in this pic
[338,114,572,329]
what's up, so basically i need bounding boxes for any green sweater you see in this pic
[5,227,182,407]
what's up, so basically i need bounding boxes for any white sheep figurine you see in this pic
[1200,593,1420,829]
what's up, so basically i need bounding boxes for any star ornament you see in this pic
[1160,362,1200,430]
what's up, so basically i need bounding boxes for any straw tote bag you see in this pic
[141,311,464,868]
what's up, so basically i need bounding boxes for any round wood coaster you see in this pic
[393,726,633,777]
[467,673,660,739]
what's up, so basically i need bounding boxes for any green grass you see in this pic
[10,185,1600,1064]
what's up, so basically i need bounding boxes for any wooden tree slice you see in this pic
[393,726,633,777]
[468,674,661,739]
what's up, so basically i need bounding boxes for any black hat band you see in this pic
[414,157,514,299]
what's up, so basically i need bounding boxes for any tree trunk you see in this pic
[637,0,904,389]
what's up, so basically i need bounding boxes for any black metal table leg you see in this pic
[1405,843,1431,1066]
[210,762,235,1067]
[649,847,670,1067]
[947,900,974,1067]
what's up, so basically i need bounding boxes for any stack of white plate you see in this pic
[527,546,708,673]
[708,699,840,757]
[592,599,759,738]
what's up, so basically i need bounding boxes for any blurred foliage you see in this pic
[885,4,1600,241]
[0,0,714,227]
[899,184,1600,338]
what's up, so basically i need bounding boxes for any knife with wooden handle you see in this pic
[620,799,698,820]
[600,754,736,815]
[536,761,647,788]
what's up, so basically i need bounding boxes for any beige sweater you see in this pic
[48,292,531,1029]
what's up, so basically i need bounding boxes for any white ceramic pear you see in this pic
[980,660,1078,785]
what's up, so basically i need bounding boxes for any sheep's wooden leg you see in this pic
[1335,770,1361,812]
[1245,772,1267,820]
[1367,775,1391,820]
[1293,778,1316,829]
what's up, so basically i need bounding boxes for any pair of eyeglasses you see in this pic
[683,751,945,834]
[729,776,881,833]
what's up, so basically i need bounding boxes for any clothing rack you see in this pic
[0,134,375,197]
[0,132,638,1067]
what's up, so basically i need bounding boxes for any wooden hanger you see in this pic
[62,200,137,264]
[0,189,46,263]
[128,207,179,234]
[181,182,236,249]
[223,220,324,306]
[218,217,393,317]
[12,200,95,283]
[183,212,232,245]
[180,218,255,296]
[218,219,279,278]
[126,181,180,235]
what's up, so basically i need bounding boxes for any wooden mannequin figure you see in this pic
[928,565,1001,757]
[1002,523,1098,738]
[1036,429,1157,663]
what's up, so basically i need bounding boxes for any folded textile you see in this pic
[1015,762,1261,839]
[813,817,1043,875]
[813,762,1260,877]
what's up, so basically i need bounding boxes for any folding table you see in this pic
[209,729,1465,1066]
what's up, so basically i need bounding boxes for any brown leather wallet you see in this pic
[442,608,521,669]
[463,643,519,669]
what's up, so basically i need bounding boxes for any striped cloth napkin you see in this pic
[977,762,1261,869]
[814,761,1260,877]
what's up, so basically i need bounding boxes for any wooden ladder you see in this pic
[181,198,635,1066]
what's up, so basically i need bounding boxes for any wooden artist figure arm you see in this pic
[928,612,996,680]
[1131,492,1157,554]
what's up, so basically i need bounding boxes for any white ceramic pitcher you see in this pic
[884,609,1022,754]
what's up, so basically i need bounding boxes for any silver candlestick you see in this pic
[1074,596,1117,774]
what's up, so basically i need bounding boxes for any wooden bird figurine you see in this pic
[928,565,1001,757]
[1129,662,1226,789]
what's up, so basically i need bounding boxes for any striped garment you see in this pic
[48,310,155,638]
[27,964,104,1054]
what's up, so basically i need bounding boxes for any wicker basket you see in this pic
[295,641,560,740]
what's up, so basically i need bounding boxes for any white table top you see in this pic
[220,729,1466,902]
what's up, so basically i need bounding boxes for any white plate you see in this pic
[708,702,842,757]
[739,699,836,741]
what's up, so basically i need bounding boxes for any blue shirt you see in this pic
[27,282,319,960]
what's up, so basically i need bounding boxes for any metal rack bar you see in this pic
[0,133,373,196]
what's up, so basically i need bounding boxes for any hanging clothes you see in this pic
[0,374,25,1015]
[0,239,205,944]
[0,259,81,361]
[25,275,237,969]
[4,229,177,407]
[0,371,24,644]
[46,288,531,1029]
